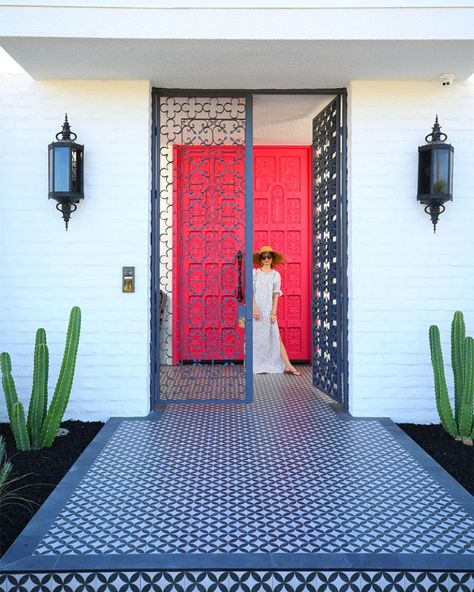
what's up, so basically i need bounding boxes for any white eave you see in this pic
[0,1,473,86]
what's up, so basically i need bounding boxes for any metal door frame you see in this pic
[311,94,349,409]
[150,87,348,409]
[151,90,254,405]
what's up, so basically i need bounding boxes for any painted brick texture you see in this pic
[0,74,151,421]
[2,73,474,424]
[348,80,474,422]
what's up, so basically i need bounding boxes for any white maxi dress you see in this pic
[253,268,285,374]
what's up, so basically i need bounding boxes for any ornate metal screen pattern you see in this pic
[312,96,347,405]
[158,96,247,402]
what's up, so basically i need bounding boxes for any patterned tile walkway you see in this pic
[33,367,474,556]
[160,363,246,401]
[1,367,473,590]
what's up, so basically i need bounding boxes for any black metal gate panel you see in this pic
[154,93,253,403]
[311,95,348,406]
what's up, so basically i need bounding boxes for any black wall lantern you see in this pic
[417,115,454,232]
[48,114,84,229]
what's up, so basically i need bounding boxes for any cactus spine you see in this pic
[0,307,81,451]
[429,311,474,445]
[40,307,81,448]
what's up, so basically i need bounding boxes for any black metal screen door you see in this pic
[154,93,253,403]
[311,95,348,407]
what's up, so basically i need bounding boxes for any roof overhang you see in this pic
[2,38,474,88]
[1,2,473,86]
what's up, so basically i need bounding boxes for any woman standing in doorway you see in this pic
[252,245,301,375]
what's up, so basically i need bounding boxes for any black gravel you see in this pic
[398,423,473,495]
[0,420,103,556]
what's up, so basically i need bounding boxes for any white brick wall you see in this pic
[2,73,473,424]
[0,73,151,421]
[348,79,474,422]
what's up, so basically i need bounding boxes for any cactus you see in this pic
[0,307,81,451]
[35,329,48,418]
[27,339,49,449]
[40,307,81,448]
[451,311,465,425]
[0,352,32,451]
[459,337,474,440]
[0,353,19,427]
[11,402,30,451]
[429,325,458,438]
[429,311,474,445]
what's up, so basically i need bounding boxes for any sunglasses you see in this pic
[260,254,273,260]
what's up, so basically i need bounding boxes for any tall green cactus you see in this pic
[451,311,465,425]
[1,352,17,425]
[0,353,30,451]
[429,325,458,438]
[35,329,48,418]
[40,307,81,448]
[0,307,81,451]
[11,402,30,451]
[27,339,49,450]
[429,311,474,445]
[459,336,474,438]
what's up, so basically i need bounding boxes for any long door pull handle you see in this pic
[237,250,244,302]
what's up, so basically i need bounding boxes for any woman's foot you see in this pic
[284,366,301,376]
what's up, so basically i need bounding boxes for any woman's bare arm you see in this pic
[271,294,279,323]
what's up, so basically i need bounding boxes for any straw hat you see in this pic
[253,245,285,266]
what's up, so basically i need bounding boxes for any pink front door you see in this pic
[254,146,312,361]
[173,145,311,363]
[172,145,245,363]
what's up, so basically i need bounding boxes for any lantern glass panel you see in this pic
[449,149,453,191]
[53,146,70,192]
[48,148,54,193]
[431,148,450,195]
[418,149,431,196]
[71,148,83,193]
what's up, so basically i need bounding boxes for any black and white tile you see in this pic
[1,571,473,592]
[32,368,473,557]
[2,368,473,590]
[160,364,247,401]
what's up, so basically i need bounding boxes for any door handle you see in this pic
[237,250,244,302]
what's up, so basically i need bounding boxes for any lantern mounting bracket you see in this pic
[56,202,78,231]
[425,115,447,143]
[55,113,77,142]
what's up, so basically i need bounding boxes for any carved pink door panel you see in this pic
[254,146,311,361]
[174,145,310,363]
[173,145,245,362]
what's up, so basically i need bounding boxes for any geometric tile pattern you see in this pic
[33,367,474,556]
[1,571,474,592]
[160,364,246,401]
